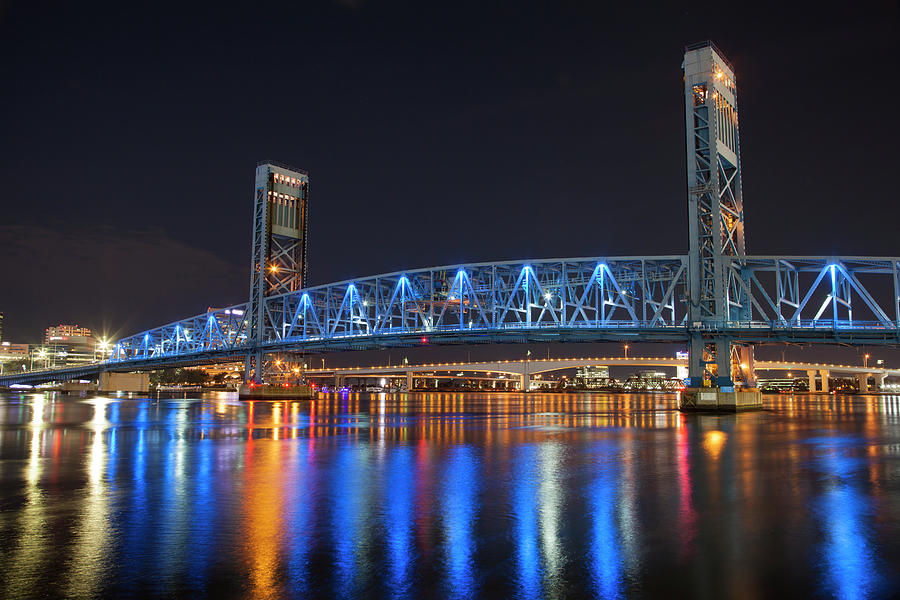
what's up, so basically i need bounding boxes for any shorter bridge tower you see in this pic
[245,161,309,382]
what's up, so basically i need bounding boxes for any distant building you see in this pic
[637,370,668,379]
[45,324,92,345]
[576,365,611,389]
[41,325,97,368]
[0,311,4,342]
[0,341,29,359]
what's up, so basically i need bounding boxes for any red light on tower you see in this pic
[421,336,428,344]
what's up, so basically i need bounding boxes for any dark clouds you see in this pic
[0,225,246,342]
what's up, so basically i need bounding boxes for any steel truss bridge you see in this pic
[1,43,898,390]
[3,255,900,387]
[108,254,900,358]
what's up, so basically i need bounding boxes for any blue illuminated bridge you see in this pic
[2,43,898,389]
[3,254,900,387]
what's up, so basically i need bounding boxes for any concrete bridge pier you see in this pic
[98,372,149,393]
[681,335,762,411]
[874,373,886,390]
[857,373,870,394]
[406,371,413,392]
[819,370,829,393]
[807,370,817,392]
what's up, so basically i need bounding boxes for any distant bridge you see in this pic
[305,356,900,393]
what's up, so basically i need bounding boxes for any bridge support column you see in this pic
[874,373,886,391]
[520,373,529,392]
[819,370,829,393]
[98,372,149,393]
[406,371,413,392]
[243,351,264,384]
[857,374,870,394]
[686,332,706,387]
[681,335,762,412]
[715,337,734,387]
[807,370,817,393]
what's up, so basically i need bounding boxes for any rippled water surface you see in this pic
[1,392,900,598]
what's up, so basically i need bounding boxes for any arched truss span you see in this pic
[100,254,900,367]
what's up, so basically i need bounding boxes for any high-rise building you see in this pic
[45,324,92,345]
[575,365,611,389]
[42,324,97,368]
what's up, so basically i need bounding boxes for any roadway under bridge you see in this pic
[4,355,895,395]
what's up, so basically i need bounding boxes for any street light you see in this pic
[624,344,629,359]
[864,353,870,368]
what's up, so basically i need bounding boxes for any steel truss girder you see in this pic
[97,254,900,373]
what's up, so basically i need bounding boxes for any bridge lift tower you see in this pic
[683,42,755,391]
[244,161,310,382]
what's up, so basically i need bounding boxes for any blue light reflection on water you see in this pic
[512,444,542,599]
[188,434,215,592]
[440,445,479,599]
[331,441,372,597]
[815,443,878,600]
[588,441,624,599]
[284,440,315,597]
[384,445,415,599]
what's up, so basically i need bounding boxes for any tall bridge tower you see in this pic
[683,42,754,388]
[245,161,309,382]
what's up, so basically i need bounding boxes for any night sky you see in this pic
[2,1,898,364]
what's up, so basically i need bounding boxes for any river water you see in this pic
[1,391,899,599]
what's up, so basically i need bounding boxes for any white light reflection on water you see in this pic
[65,397,112,598]
[3,395,48,599]
[538,442,564,587]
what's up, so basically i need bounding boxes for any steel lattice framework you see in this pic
[684,41,754,386]
[97,255,900,370]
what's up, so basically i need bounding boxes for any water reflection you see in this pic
[512,444,541,599]
[0,392,898,598]
[440,446,478,599]
[589,442,623,599]
[815,439,878,600]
